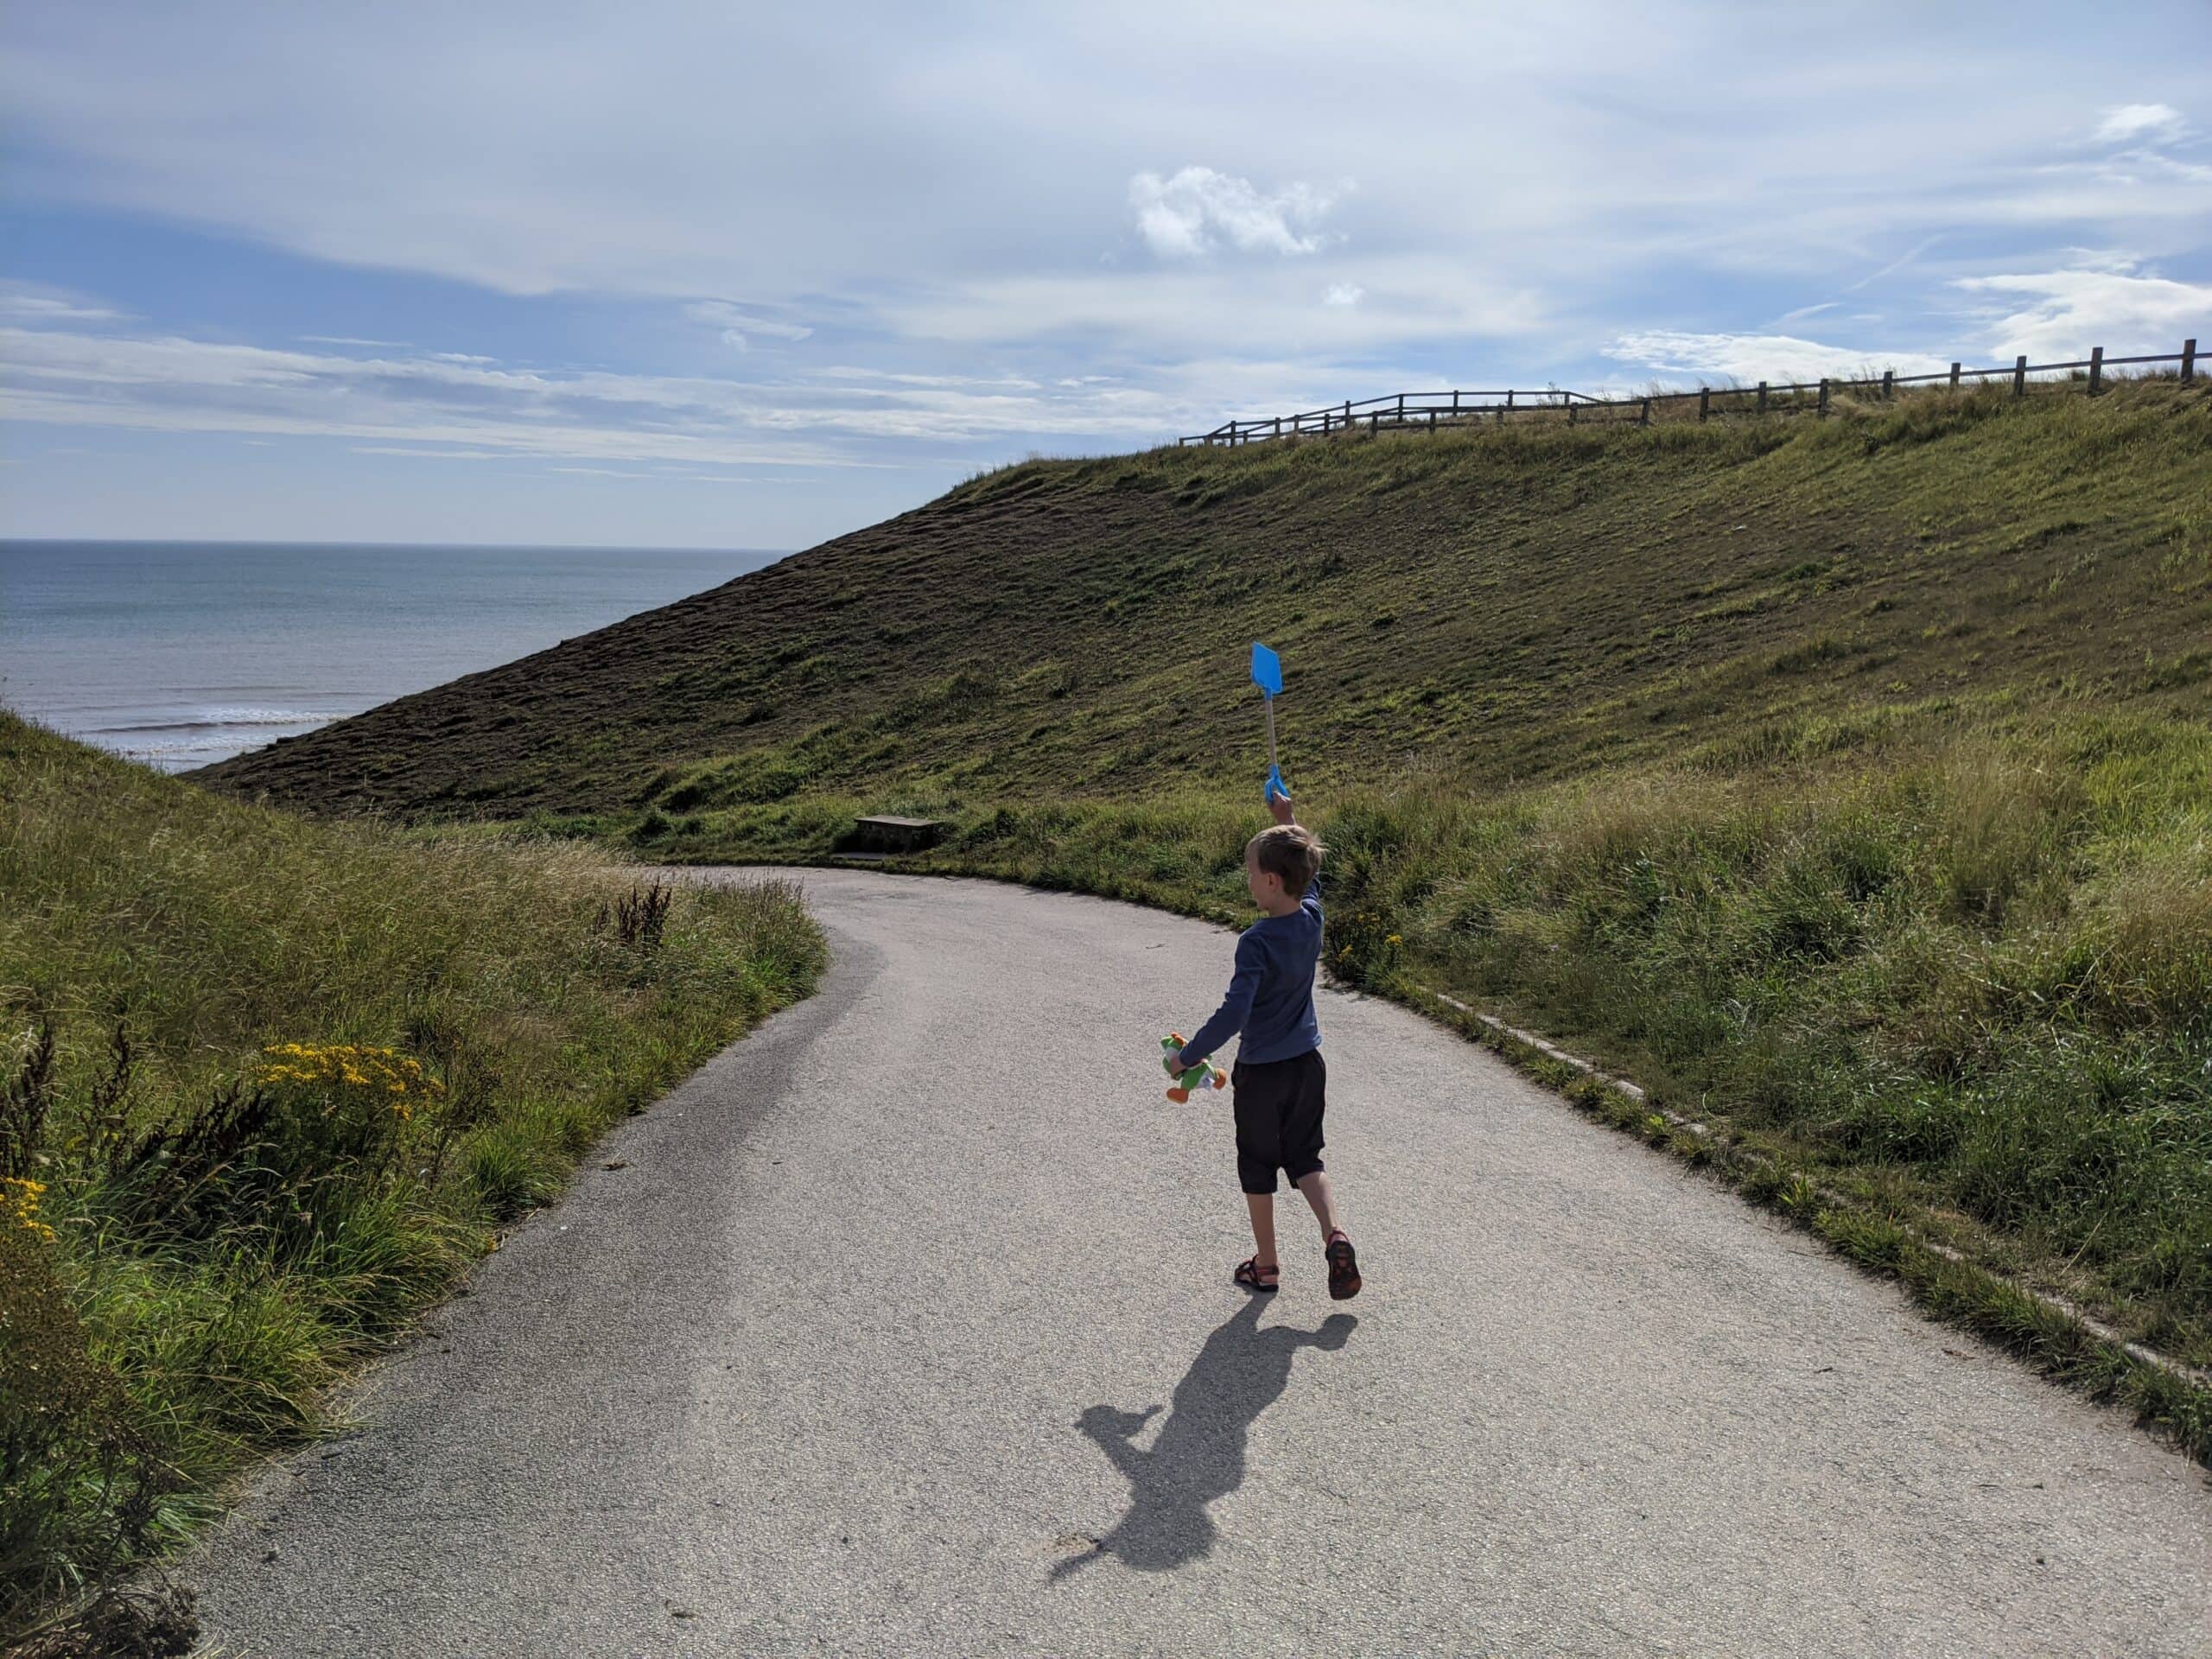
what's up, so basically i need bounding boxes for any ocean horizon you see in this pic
[0,539,783,772]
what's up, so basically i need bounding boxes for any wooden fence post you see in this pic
[1640,396,1651,426]
[2013,354,2027,397]
[1757,381,1768,415]
[1949,361,1961,389]
[1698,386,1710,423]
[2185,338,2197,384]
[1818,378,1829,416]
[1567,401,1577,427]
[1370,410,1379,434]
[1452,390,1460,413]
[1506,390,1515,410]
[1343,400,1351,429]
[2088,346,2103,396]
[1881,369,1894,399]
[1396,393,1405,420]
[1427,409,1436,433]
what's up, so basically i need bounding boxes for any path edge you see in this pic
[1406,978,2212,1467]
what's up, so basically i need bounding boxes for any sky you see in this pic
[2,1,2208,550]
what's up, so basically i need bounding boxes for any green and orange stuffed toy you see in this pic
[1160,1033,1228,1103]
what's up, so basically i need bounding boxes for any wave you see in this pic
[88,709,339,735]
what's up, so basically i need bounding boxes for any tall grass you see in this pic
[0,715,823,1644]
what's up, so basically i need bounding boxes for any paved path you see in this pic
[188,869,2210,1656]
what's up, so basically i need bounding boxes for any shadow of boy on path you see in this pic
[1056,1296,1356,1579]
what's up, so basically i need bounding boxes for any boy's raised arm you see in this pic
[1177,931,1264,1069]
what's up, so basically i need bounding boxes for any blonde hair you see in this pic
[1247,823,1324,892]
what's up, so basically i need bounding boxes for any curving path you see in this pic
[188,868,2210,1656]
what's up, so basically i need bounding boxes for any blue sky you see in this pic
[3,2,2208,550]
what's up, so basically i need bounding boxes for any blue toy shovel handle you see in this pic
[1264,763,1288,804]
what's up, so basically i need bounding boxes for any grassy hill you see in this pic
[196,380,2212,1459]
[200,380,2212,820]
[0,715,821,1645]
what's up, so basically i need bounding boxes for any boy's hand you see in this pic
[1268,791,1296,826]
[1167,1048,1191,1073]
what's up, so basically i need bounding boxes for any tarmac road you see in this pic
[188,868,2211,1657]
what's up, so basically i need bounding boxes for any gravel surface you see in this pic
[187,868,2212,1657]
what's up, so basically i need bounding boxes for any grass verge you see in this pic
[0,715,823,1649]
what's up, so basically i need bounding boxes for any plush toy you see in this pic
[1161,1032,1228,1103]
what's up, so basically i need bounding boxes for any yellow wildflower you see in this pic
[253,1043,446,1103]
[3,1176,56,1241]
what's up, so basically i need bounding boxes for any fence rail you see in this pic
[1176,337,2202,447]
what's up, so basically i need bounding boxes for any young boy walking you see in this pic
[1171,792,1360,1300]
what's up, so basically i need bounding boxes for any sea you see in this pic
[0,541,782,772]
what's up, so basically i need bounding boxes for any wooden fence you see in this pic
[1176,337,2202,447]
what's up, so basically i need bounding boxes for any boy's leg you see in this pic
[1232,1059,1283,1274]
[1294,1169,1343,1240]
[1244,1192,1279,1268]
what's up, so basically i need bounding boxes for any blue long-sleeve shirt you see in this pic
[1182,877,1323,1068]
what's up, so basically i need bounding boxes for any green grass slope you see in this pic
[200,381,2212,819]
[0,715,822,1642]
[195,380,2212,1458]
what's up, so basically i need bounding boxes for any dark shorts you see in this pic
[1230,1049,1326,1195]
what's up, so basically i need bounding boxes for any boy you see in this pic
[1171,792,1360,1300]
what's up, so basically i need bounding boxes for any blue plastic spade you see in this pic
[1250,642,1287,803]
[1250,642,1282,698]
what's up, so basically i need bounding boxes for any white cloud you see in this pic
[0,314,1219,462]
[3,7,2205,328]
[2093,103,2186,146]
[1128,167,1334,259]
[682,300,815,351]
[0,283,128,324]
[1953,263,2212,359]
[890,255,1548,359]
[1607,330,1950,384]
[1324,283,1364,307]
[349,446,525,460]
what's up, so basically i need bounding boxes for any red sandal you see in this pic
[1233,1256,1281,1293]
[1325,1232,1362,1300]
